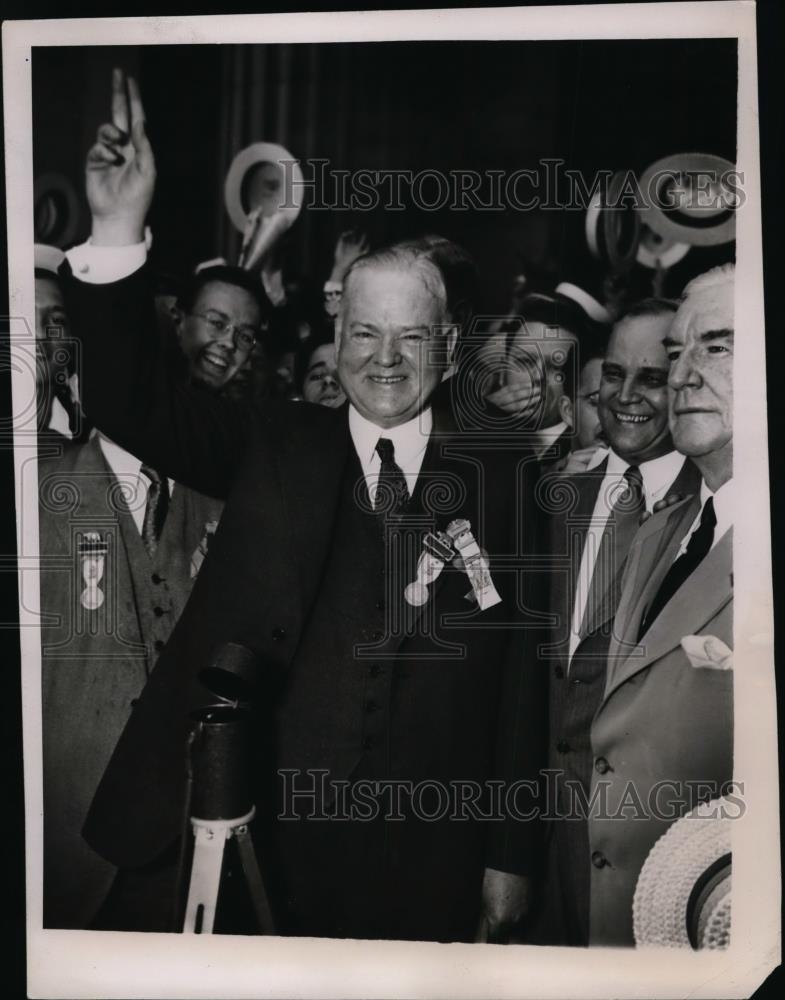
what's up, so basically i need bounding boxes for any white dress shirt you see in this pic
[98,435,173,534]
[675,477,734,559]
[568,448,687,661]
[349,405,432,504]
[534,420,568,461]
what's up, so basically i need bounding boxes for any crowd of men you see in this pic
[34,70,734,947]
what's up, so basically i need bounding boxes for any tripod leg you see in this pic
[183,824,226,933]
[235,825,277,934]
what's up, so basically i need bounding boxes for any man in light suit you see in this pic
[60,71,542,941]
[532,298,700,946]
[587,264,735,946]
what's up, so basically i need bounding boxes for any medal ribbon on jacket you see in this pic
[78,531,107,610]
[446,518,501,610]
[404,530,454,607]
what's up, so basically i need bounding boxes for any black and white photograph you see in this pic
[1,4,780,997]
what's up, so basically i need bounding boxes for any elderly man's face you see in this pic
[666,281,733,463]
[598,312,674,463]
[303,343,346,408]
[175,281,261,391]
[336,265,453,428]
[34,274,70,389]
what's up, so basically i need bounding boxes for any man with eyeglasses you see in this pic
[172,265,270,393]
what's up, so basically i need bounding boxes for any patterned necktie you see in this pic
[140,464,170,558]
[638,495,716,639]
[374,438,410,515]
[579,464,644,638]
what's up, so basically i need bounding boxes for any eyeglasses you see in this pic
[189,311,259,351]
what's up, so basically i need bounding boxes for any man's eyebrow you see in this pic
[306,361,327,373]
[662,336,681,348]
[637,365,669,376]
[700,328,734,342]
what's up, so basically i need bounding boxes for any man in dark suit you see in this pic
[61,70,542,942]
[531,298,700,946]
[588,265,735,946]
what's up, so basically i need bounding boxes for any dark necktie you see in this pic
[579,464,644,638]
[374,437,410,515]
[141,464,170,558]
[639,496,716,639]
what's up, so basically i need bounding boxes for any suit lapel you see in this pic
[604,509,732,701]
[273,406,351,617]
[544,461,606,669]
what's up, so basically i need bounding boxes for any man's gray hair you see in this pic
[682,262,735,300]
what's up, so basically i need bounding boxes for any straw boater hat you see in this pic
[633,797,732,949]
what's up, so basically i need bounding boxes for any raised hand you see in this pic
[86,68,155,246]
[331,230,370,281]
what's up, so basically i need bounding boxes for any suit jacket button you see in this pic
[365,699,379,713]
[151,572,163,585]
[554,665,564,679]
[591,850,609,869]
[154,639,165,652]
[362,736,374,750]
[556,739,572,754]
[595,756,611,774]
[271,627,286,641]
[130,698,139,708]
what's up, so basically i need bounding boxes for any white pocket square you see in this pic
[680,634,733,670]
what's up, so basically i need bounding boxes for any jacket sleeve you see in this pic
[61,261,261,499]
[484,453,548,877]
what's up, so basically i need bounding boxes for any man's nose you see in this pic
[376,336,402,366]
[669,351,701,391]
[617,376,641,405]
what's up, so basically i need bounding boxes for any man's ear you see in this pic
[442,324,459,379]
[559,393,574,429]
[172,306,185,341]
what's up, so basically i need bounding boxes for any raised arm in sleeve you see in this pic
[61,260,260,499]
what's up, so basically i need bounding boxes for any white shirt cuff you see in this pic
[65,239,147,284]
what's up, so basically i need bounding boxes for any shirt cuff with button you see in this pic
[65,239,147,284]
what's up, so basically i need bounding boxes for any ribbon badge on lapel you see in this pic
[404,530,454,607]
[445,518,501,611]
[190,519,220,580]
[78,531,108,611]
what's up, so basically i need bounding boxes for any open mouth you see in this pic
[201,351,230,374]
[612,411,651,424]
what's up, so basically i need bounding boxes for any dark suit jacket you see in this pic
[62,264,545,940]
[589,496,733,946]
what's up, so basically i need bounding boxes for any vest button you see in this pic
[556,739,572,754]
[271,627,286,641]
[130,698,139,708]
[554,665,564,679]
[151,572,163,585]
[591,850,609,869]
[595,757,611,775]
[153,606,165,617]
[154,639,165,652]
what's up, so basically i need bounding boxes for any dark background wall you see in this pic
[32,38,737,310]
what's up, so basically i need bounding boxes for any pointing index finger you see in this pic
[111,67,130,135]
[127,75,146,127]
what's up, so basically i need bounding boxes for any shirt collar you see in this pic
[348,404,432,468]
[702,476,734,539]
[535,421,568,451]
[606,448,687,511]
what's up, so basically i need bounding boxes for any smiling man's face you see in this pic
[598,310,675,464]
[336,263,453,428]
[176,280,261,391]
